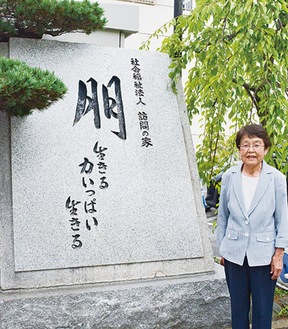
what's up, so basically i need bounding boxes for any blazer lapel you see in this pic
[247,161,272,216]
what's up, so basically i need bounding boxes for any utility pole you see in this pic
[173,0,183,66]
[174,0,183,20]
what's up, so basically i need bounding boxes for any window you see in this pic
[183,0,193,11]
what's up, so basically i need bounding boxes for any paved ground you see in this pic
[272,318,288,328]
[225,319,288,329]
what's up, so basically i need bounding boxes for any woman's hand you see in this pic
[220,257,225,266]
[270,248,284,280]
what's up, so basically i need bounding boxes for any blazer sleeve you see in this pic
[216,171,230,251]
[274,170,288,249]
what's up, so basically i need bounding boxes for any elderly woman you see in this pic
[216,124,288,329]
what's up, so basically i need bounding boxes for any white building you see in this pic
[45,0,194,49]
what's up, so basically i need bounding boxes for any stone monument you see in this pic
[0,38,230,328]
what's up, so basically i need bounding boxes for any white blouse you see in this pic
[241,174,260,212]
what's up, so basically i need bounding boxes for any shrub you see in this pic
[0,57,68,116]
[0,0,107,41]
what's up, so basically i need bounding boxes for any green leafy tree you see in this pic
[142,0,288,183]
[0,0,107,41]
[0,0,107,116]
[0,57,67,116]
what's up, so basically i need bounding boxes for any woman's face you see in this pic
[239,134,268,169]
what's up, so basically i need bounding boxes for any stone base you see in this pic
[0,264,231,329]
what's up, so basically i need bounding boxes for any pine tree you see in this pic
[0,0,107,41]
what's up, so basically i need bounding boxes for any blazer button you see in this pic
[245,220,249,225]
[244,232,249,237]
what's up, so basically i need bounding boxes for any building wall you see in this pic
[44,1,141,47]
[122,0,175,50]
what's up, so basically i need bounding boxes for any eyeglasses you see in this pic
[239,143,265,151]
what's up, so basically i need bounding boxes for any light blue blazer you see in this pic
[216,160,288,266]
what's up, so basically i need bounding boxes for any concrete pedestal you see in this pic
[0,264,231,329]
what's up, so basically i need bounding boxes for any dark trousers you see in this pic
[224,257,276,329]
